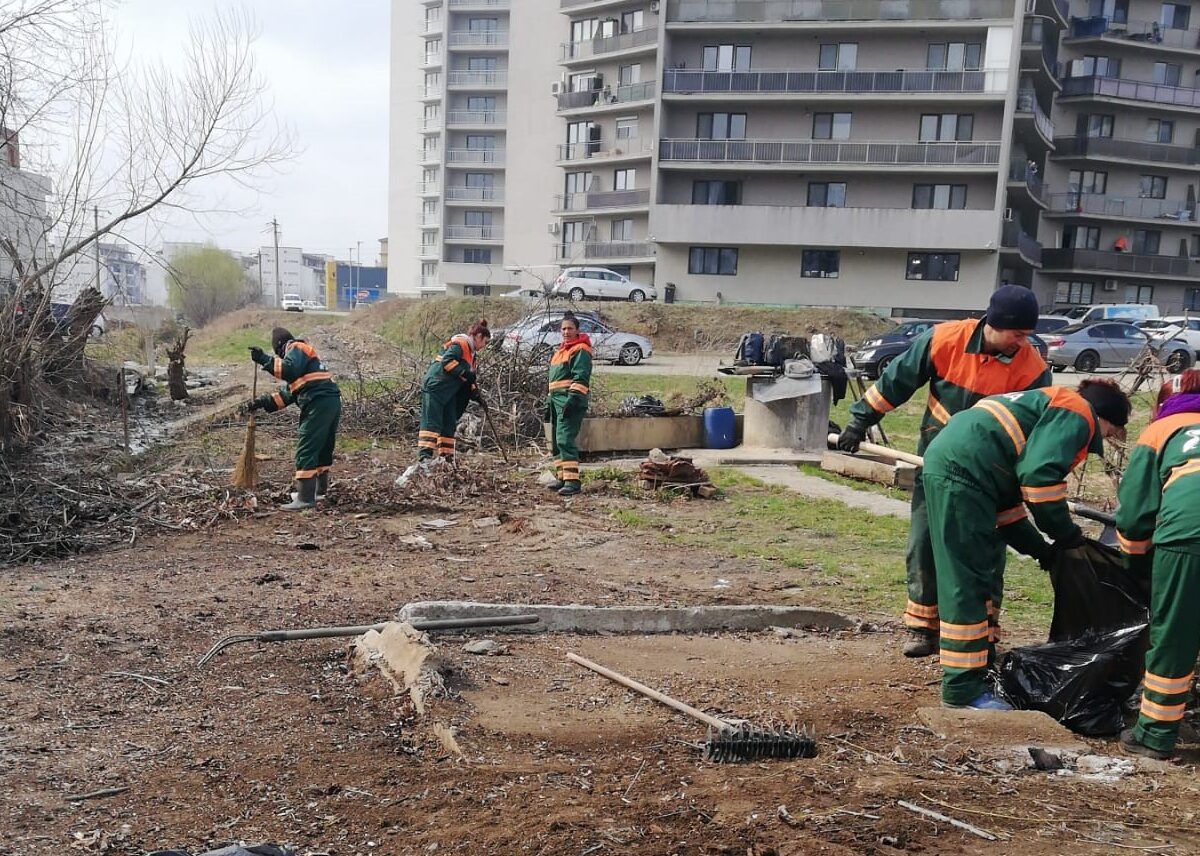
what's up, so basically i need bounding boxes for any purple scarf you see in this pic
[1156,393,1200,420]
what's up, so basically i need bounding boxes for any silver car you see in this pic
[501,312,652,366]
[1044,321,1192,373]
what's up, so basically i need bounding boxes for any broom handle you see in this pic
[566,652,731,731]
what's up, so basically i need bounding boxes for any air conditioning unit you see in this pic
[649,0,660,11]
[551,81,562,95]
[548,221,560,235]
[1003,207,1014,221]
[1103,279,1119,292]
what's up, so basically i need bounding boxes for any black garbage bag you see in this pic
[997,539,1150,736]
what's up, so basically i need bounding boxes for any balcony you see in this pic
[561,0,640,8]
[1051,135,1200,168]
[1001,221,1043,266]
[444,186,505,204]
[421,18,443,34]
[1067,16,1200,53]
[561,26,658,62]
[1042,247,1200,279]
[446,110,506,127]
[1014,91,1055,147]
[419,181,441,196]
[662,68,1008,97]
[420,116,442,132]
[1039,0,1068,25]
[445,225,503,242]
[418,84,443,100]
[416,275,442,292]
[665,0,1015,23]
[419,215,441,228]
[556,136,654,162]
[554,188,651,212]
[418,244,440,259]
[422,52,443,69]
[657,138,1002,169]
[1060,74,1200,111]
[556,81,657,112]
[449,0,509,6]
[1045,192,1196,223]
[1006,160,1046,207]
[447,31,509,49]
[650,204,999,249]
[445,148,505,165]
[419,147,442,165]
[1021,19,1061,86]
[555,241,656,262]
[447,71,508,88]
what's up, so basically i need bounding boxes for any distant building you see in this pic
[378,237,388,268]
[259,246,330,305]
[325,260,388,308]
[98,242,146,305]
[0,129,52,292]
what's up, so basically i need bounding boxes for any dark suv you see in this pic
[851,319,1049,379]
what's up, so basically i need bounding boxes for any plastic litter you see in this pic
[147,845,294,856]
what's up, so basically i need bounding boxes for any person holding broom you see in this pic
[545,311,592,496]
[414,319,491,464]
[241,326,341,511]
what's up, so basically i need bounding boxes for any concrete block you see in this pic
[917,707,1088,752]
[397,601,854,635]
[544,415,705,454]
[742,377,831,452]
[821,451,917,490]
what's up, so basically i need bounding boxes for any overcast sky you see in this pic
[113,0,390,262]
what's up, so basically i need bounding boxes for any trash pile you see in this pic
[638,448,717,498]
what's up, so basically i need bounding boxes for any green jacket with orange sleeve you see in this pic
[252,339,339,413]
[547,334,593,412]
[423,333,478,397]
[1116,412,1200,559]
[849,318,1051,453]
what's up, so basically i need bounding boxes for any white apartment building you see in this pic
[258,246,329,305]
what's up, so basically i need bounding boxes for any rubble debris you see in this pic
[462,639,505,656]
[638,449,716,497]
[353,622,436,714]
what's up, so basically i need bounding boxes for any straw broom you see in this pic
[231,362,258,488]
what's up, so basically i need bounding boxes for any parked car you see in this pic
[281,293,304,312]
[500,286,551,303]
[1044,321,1192,373]
[301,299,322,311]
[850,319,939,379]
[551,267,656,303]
[502,311,651,366]
[1139,317,1200,357]
[1059,303,1160,323]
[1035,315,1072,334]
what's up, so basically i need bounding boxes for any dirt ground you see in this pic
[4,438,1200,856]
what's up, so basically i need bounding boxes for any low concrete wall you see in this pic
[545,415,744,453]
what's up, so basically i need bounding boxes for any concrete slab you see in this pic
[917,707,1088,753]
[397,601,855,634]
[681,447,824,467]
[734,465,912,518]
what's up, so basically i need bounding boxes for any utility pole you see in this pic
[356,240,362,303]
[271,218,282,308]
[93,207,100,296]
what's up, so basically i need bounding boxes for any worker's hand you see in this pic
[836,423,865,453]
[1123,551,1152,578]
[249,346,266,365]
[566,395,586,416]
[462,369,477,385]
[238,398,261,416]
[1036,542,1057,573]
[470,386,484,405]
[1055,526,1087,552]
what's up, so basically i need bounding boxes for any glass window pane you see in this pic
[819,44,838,70]
[919,114,939,141]
[730,114,747,139]
[965,43,982,69]
[735,46,752,70]
[814,114,832,139]
[828,183,846,207]
[956,114,974,141]
[703,46,718,70]
[951,185,967,208]
[718,248,738,274]
[807,183,827,206]
[838,43,857,70]
[831,113,851,140]
[947,43,965,70]
[927,44,946,70]
[933,185,950,208]
[913,184,932,208]
[718,45,733,70]
[697,114,713,138]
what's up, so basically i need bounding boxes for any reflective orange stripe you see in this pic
[569,383,590,394]
[1140,697,1186,722]
[977,399,1026,454]
[443,359,460,372]
[1144,671,1194,695]
[289,371,332,393]
[940,649,989,669]
[273,357,283,379]
[419,430,438,438]
[295,468,319,478]
[1118,532,1152,555]
[863,385,894,414]
[995,505,1027,527]
[439,436,456,446]
[1164,460,1200,492]
[287,341,317,359]
[939,620,990,642]
[1137,413,1200,452]
[548,380,574,390]
[272,393,285,409]
[1021,483,1067,504]
[927,394,951,425]
[905,601,939,619]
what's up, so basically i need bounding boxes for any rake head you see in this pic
[703,723,818,763]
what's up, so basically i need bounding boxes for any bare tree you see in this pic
[0,1,292,449]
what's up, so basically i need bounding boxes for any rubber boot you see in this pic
[316,471,329,499]
[558,480,581,497]
[1120,728,1173,761]
[902,628,937,658]
[283,477,317,511]
[546,477,564,491]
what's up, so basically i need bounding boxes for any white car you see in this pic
[281,293,304,312]
[501,312,652,366]
[551,267,656,303]
[1139,317,1200,359]
[301,299,322,311]
[500,286,551,303]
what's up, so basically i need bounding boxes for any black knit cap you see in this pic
[1078,378,1131,427]
[271,327,295,357]
[985,285,1039,331]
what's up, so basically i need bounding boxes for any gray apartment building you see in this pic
[390,0,1200,315]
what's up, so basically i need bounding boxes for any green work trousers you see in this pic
[906,466,1006,641]
[550,398,585,483]
[924,467,1002,706]
[296,394,341,480]
[419,382,464,460]
[1132,547,1200,753]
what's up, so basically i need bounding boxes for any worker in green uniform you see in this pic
[922,380,1130,710]
[836,286,1051,657]
[416,320,490,463]
[243,327,342,511]
[545,311,592,497]
[1116,370,1200,760]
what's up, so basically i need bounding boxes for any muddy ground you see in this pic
[3,434,1200,856]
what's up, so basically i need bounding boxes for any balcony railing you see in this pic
[1015,91,1055,141]
[666,0,1015,22]
[561,26,658,62]
[421,116,442,131]
[1007,159,1045,201]
[445,148,505,164]
[447,71,508,87]
[1002,221,1043,264]
[449,0,510,6]
[555,241,655,261]
[555,189,651,211]
[419,147,442,163]
[1052,135,1200,165]
[1061,74,1200,108]
[418,244,439,257]
[445,186,504,202]
[658,138,1002,166]
[419,215,441,227]
[422,52,443,67]
[421,19,442,34]
[663,68,1005,95]
[417,275,441,291]
[1022,18,1061,77]
[418,84,442,98]
[557,137,654,161]
[1042,247,1198,275]
[448,31,509,48]
[418,181,440,194]
[445,225,503,240]
[557,81,656,110]
[446,110,505,125]
[1068,16,1200,50]
[1046,192,1196,221]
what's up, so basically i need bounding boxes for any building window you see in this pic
[467,56,497,72]
[818,43,857,70]
[571,18,598,41]
[1072,55,1120,77]
[564,171,592,194]
[692,180,741,204]
[906,252,960,281]
[562,220,591,244]
[801,250,840,278]
[912,184,967,209]
[569,71,599,92]
[613,168,636,190]
[566,121,600,157]
[1162,2,1191,27]
[610,218,634,241]
[702,44,752,71]
[918,113,973,142]
[1126,284,1154,303]
[1146,118,1175,143]
[615,117,638,139]
[926,42,982,70]
[688,246,739,275]
[464,210,492,227]
[1064,225,1101,249]
[1133,229,1161,254]
[1154,62,1182,86]
[697,112,747,140]
[463,248,492,264]
[467,17,499,32]
[467,95,495,112]
[1080,114,1115,138]
[1056,281,1095,304]
[807,182,846,207]
[1186,288,1200,311]
[618,63,642,85]
[463,285,492,296]
[1068,169,1107,194]
[1139,175,1168,199]
[621,10,644,32]
[813,112,852,140]
[1099,0,1130,23]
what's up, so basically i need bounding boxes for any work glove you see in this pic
[238,398,262,416]
[1055,526,1087,552]
[1035,541,1057,573]
[836,423,865,453]
[566,394,586,416]
[462,369,477,385]
[470,386,484,405]
[249,346,267,365]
